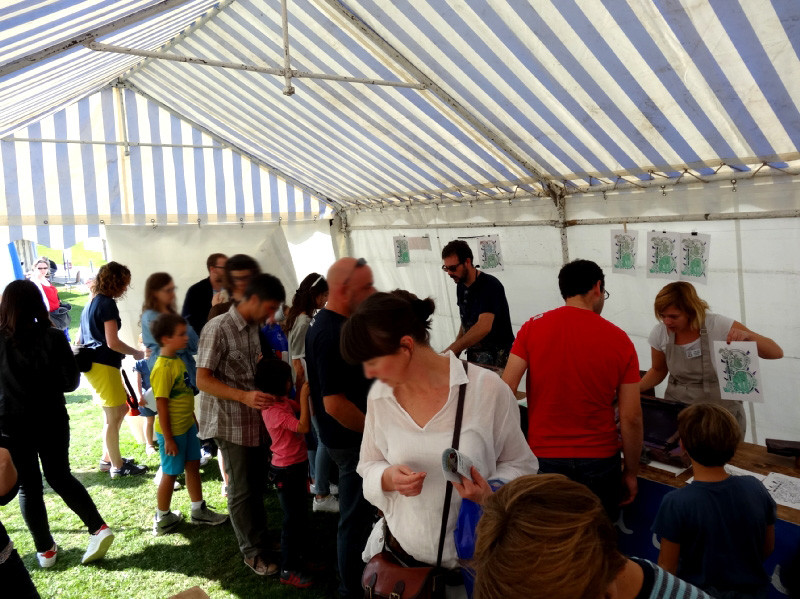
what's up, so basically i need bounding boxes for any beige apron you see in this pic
[664,328,746,439]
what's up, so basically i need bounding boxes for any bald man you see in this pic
[305,257,375,599]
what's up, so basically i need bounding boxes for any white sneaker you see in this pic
[37,543,58,568]
[153,466,182,490]
[82,526,114,564]
[309,483,338,496]
[312,495,339,513]
[199,448,212,467]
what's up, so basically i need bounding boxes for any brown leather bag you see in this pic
[362,552,445,599]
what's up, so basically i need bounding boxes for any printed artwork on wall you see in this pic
[477,235,503,271]
[611,229,638,274]
[646,231,680,279]
[393,236,410,267]
[712,341,763,402]
[679,232,710,284]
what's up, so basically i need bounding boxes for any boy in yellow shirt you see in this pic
[150,313,227,535]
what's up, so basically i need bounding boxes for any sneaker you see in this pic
[312,495,339,513]
[110,462,148,478]
[37,543,58,568]
[99,457,135,472]
[82,525,114,564]
[190,501,228,526]
[199,447,212,467]
[308,483,338,496]
[244,555,279,576]
[145,444,158,456]
[280,569,313,589]
[153,510,183,536]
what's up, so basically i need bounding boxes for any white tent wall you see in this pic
[105,220,335,350]
[342,175,800,445]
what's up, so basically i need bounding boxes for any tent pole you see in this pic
[114,85,133,224]
[280,0,295,96]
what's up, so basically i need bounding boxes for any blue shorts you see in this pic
[156,423,201,476]
[138,406,156,418]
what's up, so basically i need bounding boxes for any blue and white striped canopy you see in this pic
[1,0,798,244]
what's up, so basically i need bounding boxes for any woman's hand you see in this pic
[382,464,426,496]
[726,328,752,343]
[453,466,493,504]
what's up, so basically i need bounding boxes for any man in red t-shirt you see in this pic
[502,259,643,519]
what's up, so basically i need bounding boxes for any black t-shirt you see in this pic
[456,271,514,355]
[181,277,214,335]
[305,309,371,449]
[80,294,123,368]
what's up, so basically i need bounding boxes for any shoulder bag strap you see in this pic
[435,360,469,568]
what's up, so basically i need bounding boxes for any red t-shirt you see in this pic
[42,285,59,312]
[511,306,640,458]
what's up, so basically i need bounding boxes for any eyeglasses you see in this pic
[441,262,464,273]
[603,289,610,300]
[343,258,367,286]
[211,264,226,270]
[36,266,49,270]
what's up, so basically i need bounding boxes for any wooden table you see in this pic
[640,442,800,524]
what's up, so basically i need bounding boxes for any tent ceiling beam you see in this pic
[0,0,196,78]
[86,41,426,90]
[1,136,221,150]
[318,0,552,185]
[121,82,344,212]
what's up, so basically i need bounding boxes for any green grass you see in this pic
[2,289,340,598]
[36,241,107,271]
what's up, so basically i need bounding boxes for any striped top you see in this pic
[631,558,714,599]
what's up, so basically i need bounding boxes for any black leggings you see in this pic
[8,412,105,552]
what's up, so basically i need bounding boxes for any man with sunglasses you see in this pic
[501,259,643,520]
[305,257,375,599]
[441,240,514,369]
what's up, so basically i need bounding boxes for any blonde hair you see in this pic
[653,281,709,331]
[472,474,625,599]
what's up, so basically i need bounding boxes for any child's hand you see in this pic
[164,439,178,456]
[138,396,148,408]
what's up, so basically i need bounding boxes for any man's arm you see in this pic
[618,382,643,506]
[196,367,274,410]
[323,393,365,432]
[501,354,528,395]
[445,313,494,355]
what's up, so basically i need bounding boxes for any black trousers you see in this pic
[271,460,309,571]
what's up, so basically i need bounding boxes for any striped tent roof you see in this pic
[1,0,799,223]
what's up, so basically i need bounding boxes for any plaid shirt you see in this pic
[196,304,266,446]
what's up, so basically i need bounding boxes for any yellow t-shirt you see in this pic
[151,355,195,436]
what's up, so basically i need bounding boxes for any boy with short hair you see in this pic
[653,403,776,598]
[150,313,228,535]
[257,358,313,589]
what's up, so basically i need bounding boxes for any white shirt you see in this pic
[648,312,734,354]
[357,351,538,568]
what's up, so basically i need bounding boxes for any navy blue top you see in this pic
[455,271,514,356]
[305,309,371,449]
[652,475,776,595]
[80,294,124,368]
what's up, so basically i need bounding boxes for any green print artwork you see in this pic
[649,236,676,274]
[613,234,636,270]
[681,237,707,278]
[718,348,759,395]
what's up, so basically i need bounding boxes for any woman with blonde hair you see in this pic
[639,282,782,436]
[471,474,713,599]
[79,261,147,478]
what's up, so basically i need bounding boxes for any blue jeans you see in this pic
[312,415,336,496]
[537,454,622,520]
[326,445,374,599]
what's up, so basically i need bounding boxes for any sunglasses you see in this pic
[37,266,49,270]
[441,262,464,273]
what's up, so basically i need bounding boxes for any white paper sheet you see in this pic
[477,235,503,271]
[393,236,410,267]
[679,232,710,284]
[647,230,680,280]
[763,472,800,509]
[611,229,638,274]
[712,341,764,402]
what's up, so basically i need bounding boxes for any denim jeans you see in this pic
[311,415,335,495]
[537,454,622,520]
[326,445,374,599]
[9,411,104,552]
[216,438,270,560]
[271,461,309,571]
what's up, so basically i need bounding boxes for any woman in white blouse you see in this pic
[639,282,782,436]
[341,290,537,598]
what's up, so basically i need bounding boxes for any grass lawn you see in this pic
[2,292,341,598]
[36,241,107,271]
